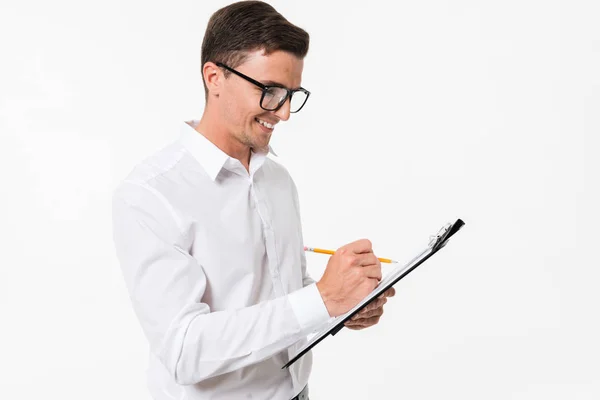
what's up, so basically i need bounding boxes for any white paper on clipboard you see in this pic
[283,219,465,369]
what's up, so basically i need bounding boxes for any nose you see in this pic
[273,97,291,121]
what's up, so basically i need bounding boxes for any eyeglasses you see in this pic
[216,62,310,113]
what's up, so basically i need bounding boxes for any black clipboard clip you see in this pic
[430,218,465,251]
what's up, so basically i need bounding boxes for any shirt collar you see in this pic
[180,120,277,181]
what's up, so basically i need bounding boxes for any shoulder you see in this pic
[113,141,188,205]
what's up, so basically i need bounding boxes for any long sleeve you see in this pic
[111,182,330,386]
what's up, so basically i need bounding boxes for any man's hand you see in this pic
[316,239,382,317]
[344,287,396,330]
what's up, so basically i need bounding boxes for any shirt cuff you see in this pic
[288,283,331,334]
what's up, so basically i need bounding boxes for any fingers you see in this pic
[362,308,384,320]
[352,298,386,319]
[345,314,383,329]
[356,252,379,267]
[378,287,395,298]
[347,238,373,254]
[341,240,382,269]
[338,249,379,270]
[351,308,383,321]
[362,264,382,280]
[342,251,378,268]
[370,296,387,310]
[342,252,380,279]
[367,297,387,312]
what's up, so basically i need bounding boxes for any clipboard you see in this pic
[282,218,465,369]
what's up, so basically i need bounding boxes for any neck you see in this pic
[194,104,252,171]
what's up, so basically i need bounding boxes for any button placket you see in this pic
[250,180,285,296]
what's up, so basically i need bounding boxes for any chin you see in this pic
[253,128,272,148]
[252,140,270,153]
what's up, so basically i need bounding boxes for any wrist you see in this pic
[316,281,334,317]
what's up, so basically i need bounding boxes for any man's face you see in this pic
[218,49,304,151]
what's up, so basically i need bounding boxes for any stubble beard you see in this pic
[239,129,270,153]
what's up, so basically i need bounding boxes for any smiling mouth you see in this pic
[255,117,275,130]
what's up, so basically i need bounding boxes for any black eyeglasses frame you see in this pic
[215,62,310,113]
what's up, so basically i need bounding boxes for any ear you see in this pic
[202,61,223,96]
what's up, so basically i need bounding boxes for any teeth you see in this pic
[256,118,274,129]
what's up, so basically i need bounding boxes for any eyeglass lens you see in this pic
[262,87,307,112]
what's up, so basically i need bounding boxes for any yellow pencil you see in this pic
[304,246,398,264]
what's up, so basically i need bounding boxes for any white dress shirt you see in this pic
[111,120,331,400]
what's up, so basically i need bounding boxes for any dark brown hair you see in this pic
[200,1,310,97]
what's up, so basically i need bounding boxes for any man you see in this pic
[112,1,395,399]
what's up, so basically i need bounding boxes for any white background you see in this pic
[1,0,599,398]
